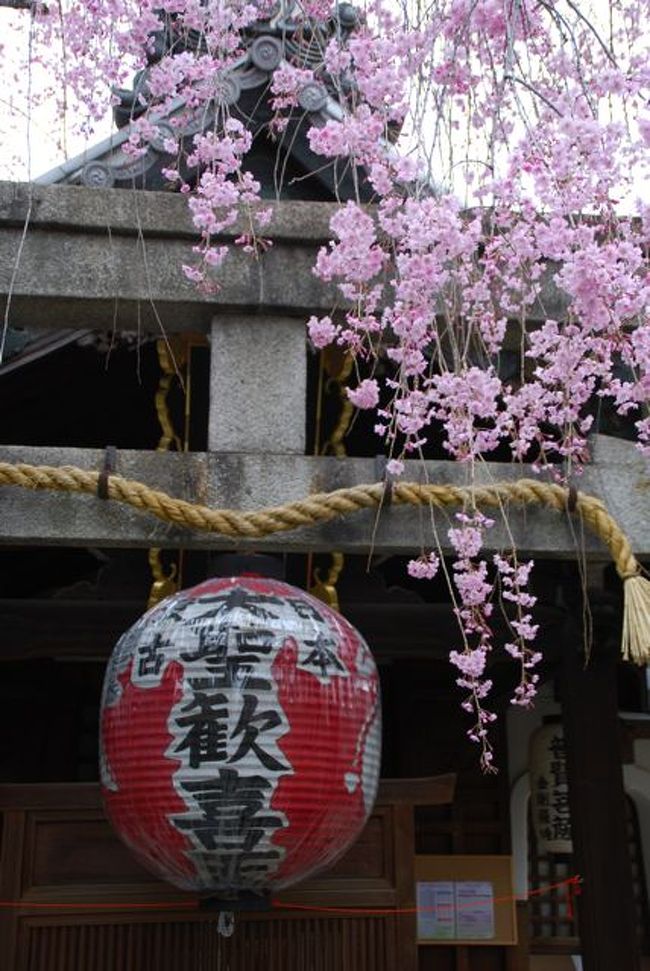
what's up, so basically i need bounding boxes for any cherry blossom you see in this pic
[4,0,650,768]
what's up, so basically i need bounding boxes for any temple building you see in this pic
[0,3,648,970]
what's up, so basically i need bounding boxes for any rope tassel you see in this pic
[621,575,650,665]
[0,461,647,665]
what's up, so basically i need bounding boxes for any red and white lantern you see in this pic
[100,576,381,895]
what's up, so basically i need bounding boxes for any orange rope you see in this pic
[272,875,582,916]
[0,875,581,915]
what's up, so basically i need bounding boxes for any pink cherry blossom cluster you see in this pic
[445,516,541,771]
[6,0,650,767]
[494,555,541,707]
[270,63,315,127]
[447,511,498,772]
[179,119,271,286]
[407,551,441,580]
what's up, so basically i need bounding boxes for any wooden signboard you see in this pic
[415,855,517,946]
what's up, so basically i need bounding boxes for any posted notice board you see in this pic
[415,855,517,946]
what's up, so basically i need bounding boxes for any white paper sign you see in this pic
[455,881,495,939]
[416,881,455,940]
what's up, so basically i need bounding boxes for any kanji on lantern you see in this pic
[100,576,381,895]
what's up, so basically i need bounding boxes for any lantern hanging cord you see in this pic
[0,460,648,664]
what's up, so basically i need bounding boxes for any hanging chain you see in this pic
[309,347,354,612]
[147,338,188,609]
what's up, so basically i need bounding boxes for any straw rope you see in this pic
[0,460,648,663]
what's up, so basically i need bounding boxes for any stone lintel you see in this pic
[0,437,646,557]
[0,181,568,334]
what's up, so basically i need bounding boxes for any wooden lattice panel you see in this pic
[23,916,397,971]
[528,797,650,953]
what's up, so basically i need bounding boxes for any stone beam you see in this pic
[0,181,339,333]
[0,181,568,334]
[0,436,647,557]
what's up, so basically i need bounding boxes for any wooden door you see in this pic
[0,778,453,971]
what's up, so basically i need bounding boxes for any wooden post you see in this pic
[560,619,641,971]
[507,902,531,971]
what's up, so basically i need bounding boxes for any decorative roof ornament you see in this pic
[40,0,367,198]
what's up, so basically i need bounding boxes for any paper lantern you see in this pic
[529,721,573,855]
[100,576,381,895]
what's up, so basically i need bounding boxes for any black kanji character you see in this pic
[175,688,229,767]
[181,626,229,664]
[189,587,284,624]
[552,820,572,840]
[137,632,167,677]
[229,695,288,772]
[190,655,270,691]
[199,846,282,886]
[173,768,284,851]
[289,597,325,624]
[301,633,347,680]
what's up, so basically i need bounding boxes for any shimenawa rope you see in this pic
[0,460,648,664]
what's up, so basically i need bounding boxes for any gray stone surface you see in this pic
[0,181,337,240]
[0,181,340,333]
[0,436,647,557]
[0,181,569,334]
[208,315,306,453]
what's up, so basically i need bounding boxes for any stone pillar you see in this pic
[208,315,306,454]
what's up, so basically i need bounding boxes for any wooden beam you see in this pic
[0,599,567,661]
[560,618,642,971]
[0,436,647,555]
[0,599,142,659]
[378,775,456,806]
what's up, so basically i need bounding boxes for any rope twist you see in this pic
[0,460,638,580]
[1,459,648,663]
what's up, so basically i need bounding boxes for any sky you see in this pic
[0,8,114,182]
